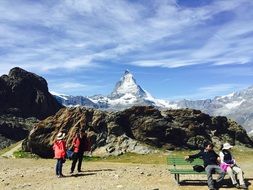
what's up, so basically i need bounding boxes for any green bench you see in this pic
[167,156,206,184]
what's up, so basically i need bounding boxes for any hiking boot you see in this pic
[233,183,240,188]
[240,184,248,189]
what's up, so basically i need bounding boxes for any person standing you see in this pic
[219,142,247,189]
[70,129,91,174]
[185,142,225,190]
[53,132,66,178]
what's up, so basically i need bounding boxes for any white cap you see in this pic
[57,132,65,140]
[222,142,233,150]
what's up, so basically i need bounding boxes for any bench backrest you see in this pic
[167,156,204,166]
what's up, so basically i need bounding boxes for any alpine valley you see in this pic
[53,70,253,134]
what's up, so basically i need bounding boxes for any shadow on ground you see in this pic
[69,173,97,177]
[179,178,252,189]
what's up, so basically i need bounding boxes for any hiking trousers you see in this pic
[205,165,225,189]
[227,165,245,185]
[71,152,84,172]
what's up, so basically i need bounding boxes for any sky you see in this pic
[0,0,253,100]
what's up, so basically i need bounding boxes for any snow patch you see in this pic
[50,91,69,100]
[225,100,244,109]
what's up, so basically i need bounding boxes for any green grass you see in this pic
[83,152,168,164]
[4,144,253,165]
[13,150,39,159]
[82,146,253,165]
[0,141,21,156]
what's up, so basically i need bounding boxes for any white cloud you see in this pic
[58,82,87,89]
[0,0,253,73]
[170,83,249,100]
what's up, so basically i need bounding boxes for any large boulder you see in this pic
[23,106,253,158]
[0,67,63,119]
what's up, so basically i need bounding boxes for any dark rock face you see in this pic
[0,67,63,119]
[23,106,253,158]
[0,115,38,149]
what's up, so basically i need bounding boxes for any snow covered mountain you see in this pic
[90,70,177,110]
[52,71,253,133]
[51,92,98,108]
[52,70,177,111]
[109,70,147,99]
[177,86,253,133]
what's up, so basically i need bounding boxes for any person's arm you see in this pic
[72,137,80,148]
[63,141,66,152]
[219,151,224,163]
[185,151,202,160]
[53,142,56,150]
[230,152,236,165]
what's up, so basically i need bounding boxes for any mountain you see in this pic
[53,70,177,110]
[177,86,253,133]
[23,106,253,158]
[0,67,63,119]
[52,70,253,133]
[109,70,147,99]
[0,67,63,150]
[51,92,98,108]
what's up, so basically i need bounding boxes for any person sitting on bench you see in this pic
[219,142,247,189]
[185,142,225,190]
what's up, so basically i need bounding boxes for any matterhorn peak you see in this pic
[110,70,147,99]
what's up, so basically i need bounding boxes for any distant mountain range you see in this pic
[52,70,253,134]
[52,70,179,110]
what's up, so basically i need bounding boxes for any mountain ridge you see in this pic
[52,70,253,133]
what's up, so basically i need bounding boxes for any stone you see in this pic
[23,106,253,158]
[0,67,63,119]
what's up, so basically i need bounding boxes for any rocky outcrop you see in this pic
[23,106,253,158]
[0,67,63,120]
[0,115,38,149]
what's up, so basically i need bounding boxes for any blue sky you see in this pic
[0,0,253,100]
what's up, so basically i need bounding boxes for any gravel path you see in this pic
[1,141,22,158]
[0,158,252,190]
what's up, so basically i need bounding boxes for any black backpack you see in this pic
[193,165,205,172]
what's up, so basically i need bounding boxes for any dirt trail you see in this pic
[0,158,252,190]
[1,141,23,158]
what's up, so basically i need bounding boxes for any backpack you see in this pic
[193,165,205,172]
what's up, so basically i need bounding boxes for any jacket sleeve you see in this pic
[62,141,66,152]
[189,151,202,159]
[53,142,56,150]
[219,151,224,163]
[72,137,80,148]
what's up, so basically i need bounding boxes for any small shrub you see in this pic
[13,150,39,159]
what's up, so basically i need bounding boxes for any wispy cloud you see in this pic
[1,0,253,74]
[58,82,88,89]
[49,81,109,96]
[169,83,249,100]
[0,0,253,98]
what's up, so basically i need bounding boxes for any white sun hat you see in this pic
[57,132,65,140]
[222,142,233,150]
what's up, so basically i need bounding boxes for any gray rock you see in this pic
[23,106,253,158]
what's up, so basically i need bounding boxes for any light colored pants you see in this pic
[227,165,245,185]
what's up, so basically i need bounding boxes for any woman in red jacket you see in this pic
[53,132,66,178]
[70,129,91,173]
